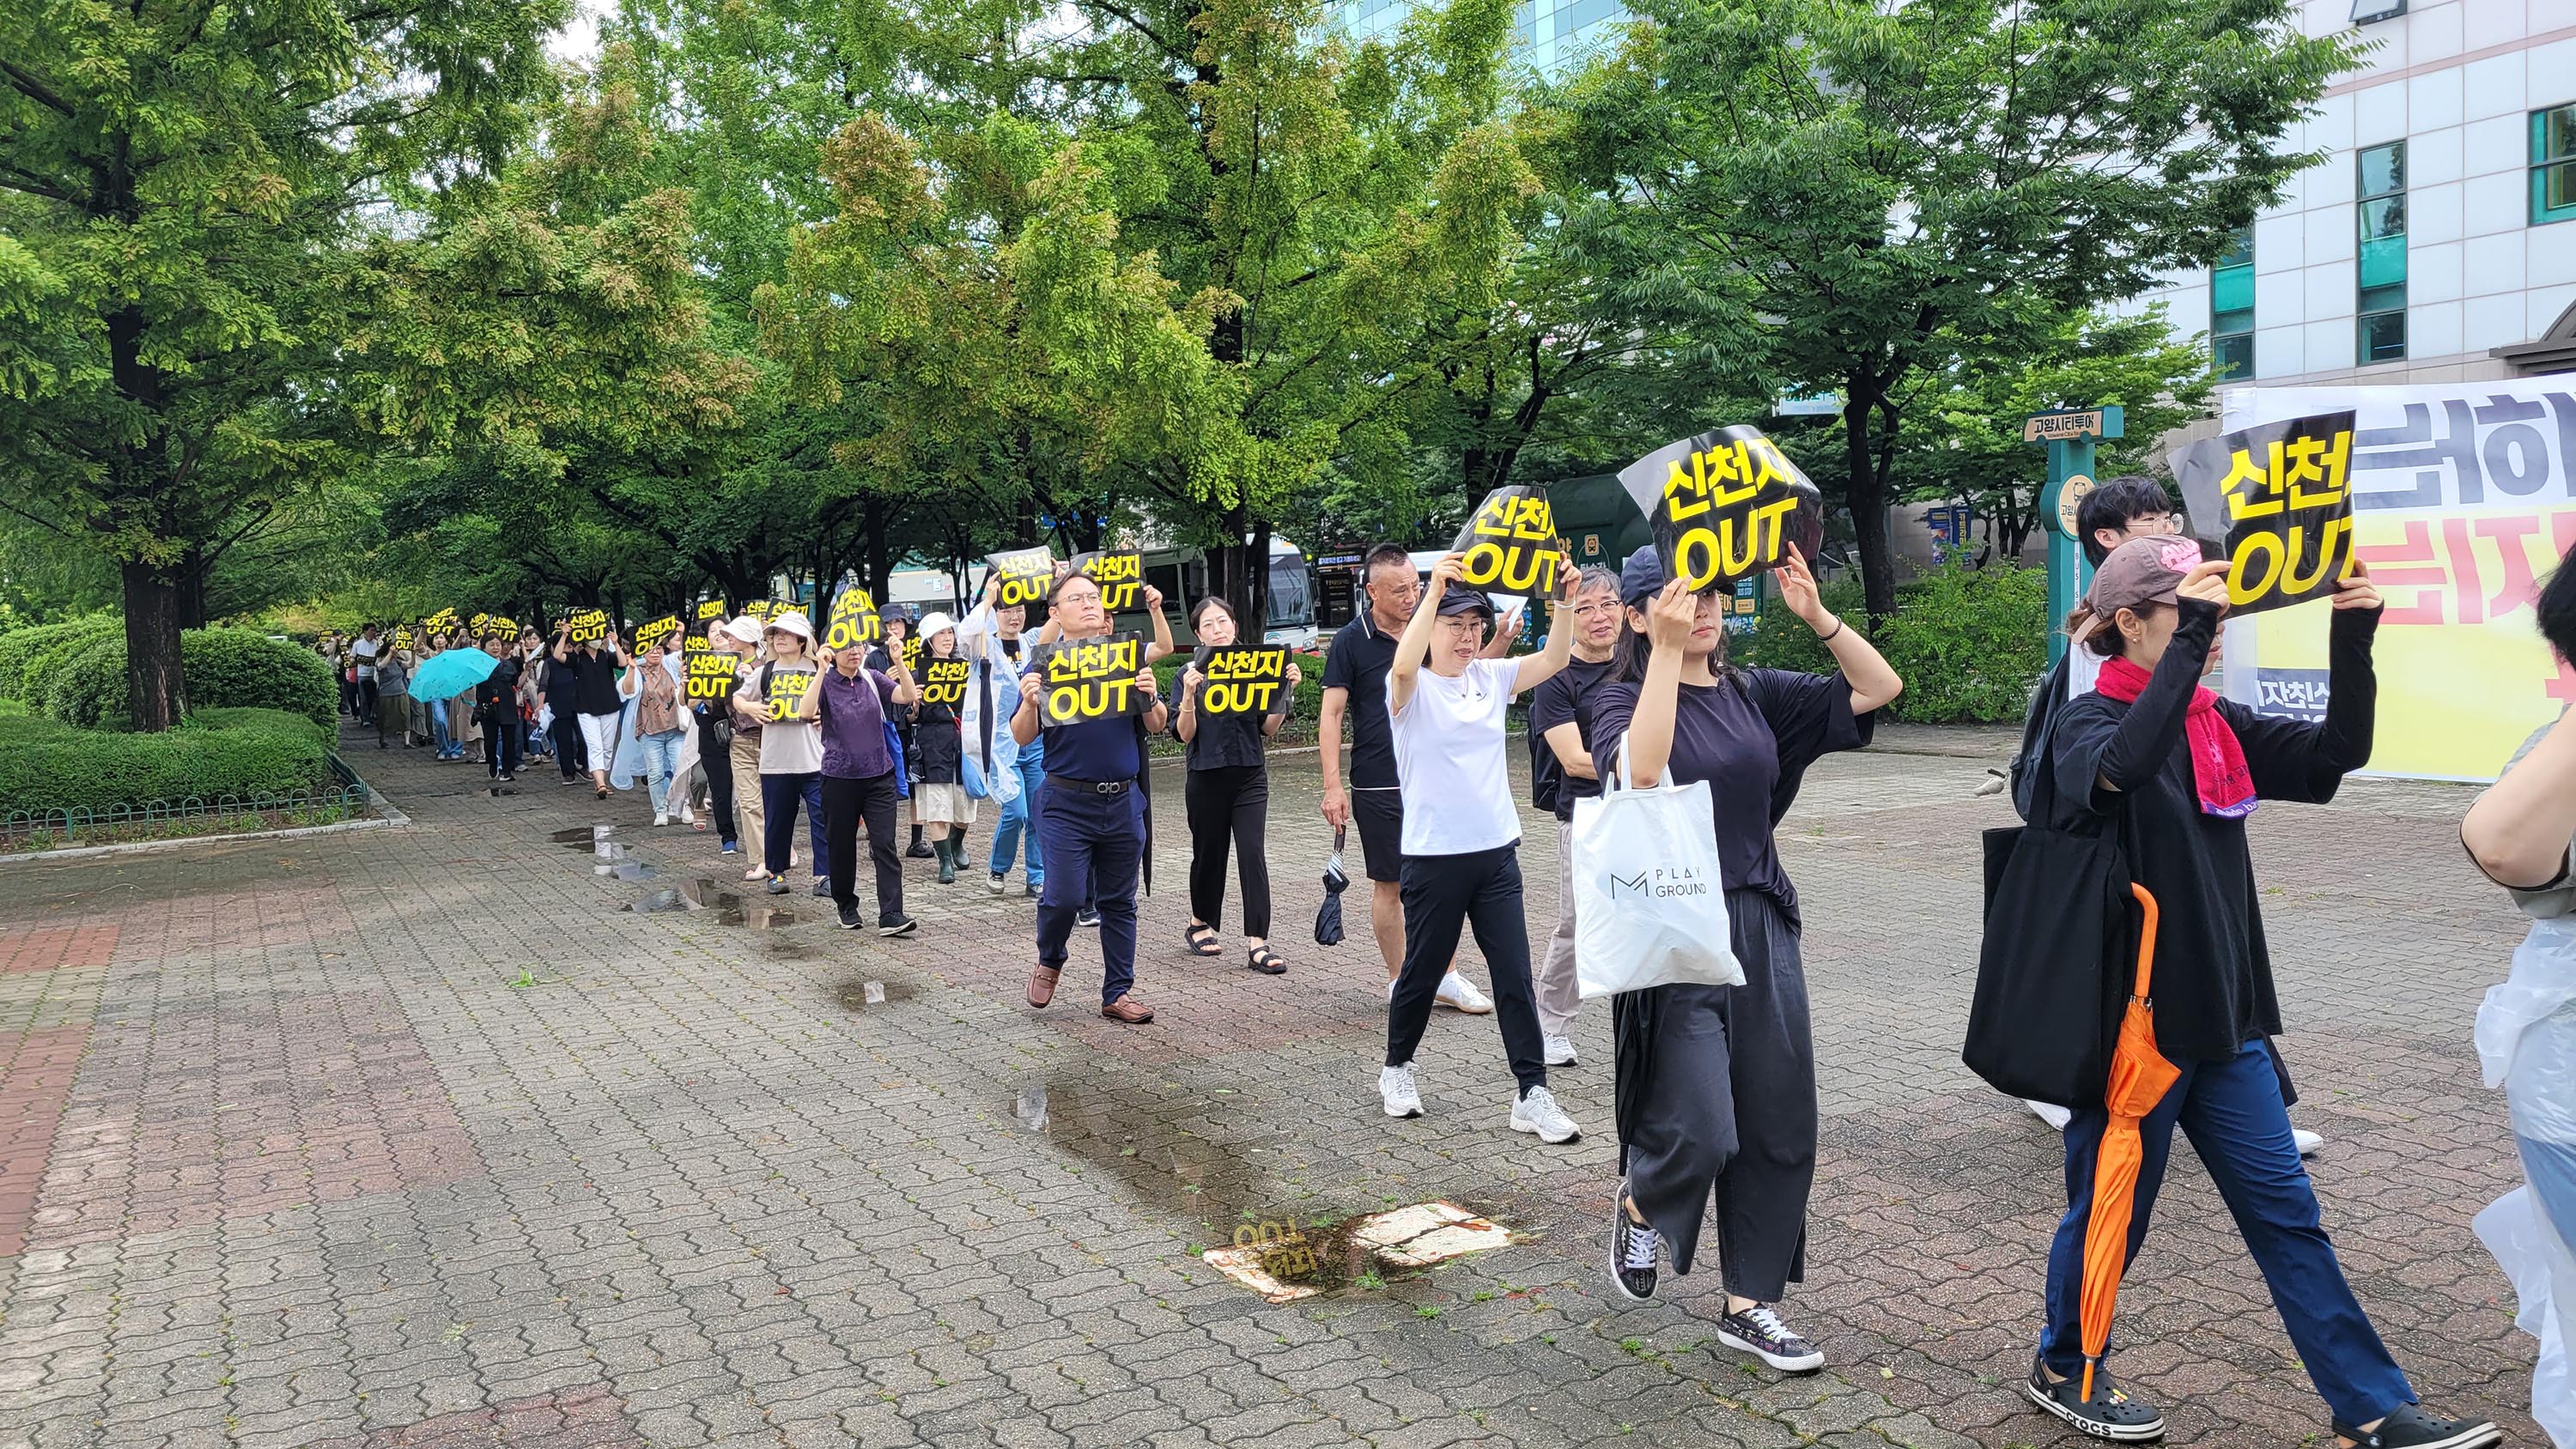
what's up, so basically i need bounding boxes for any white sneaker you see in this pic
[1543,1034,1578,1067]
[1511,1085,1580,1143]
[986,872,1007,896]
[679,803,695,824]
[2026,1099,2072,1131]
[2293,1127,2324,1156]
[1436,973,1493,1014]
[653,811,669,827]
[1380,1063,1423,1119]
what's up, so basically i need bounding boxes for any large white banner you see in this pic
[2219,379,2576,780]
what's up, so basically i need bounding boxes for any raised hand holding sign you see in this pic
[2172,409,2358,616]
[1072,551,1145,611]
[567,609,611,645]
[987,548,1055,609]
[824,588,881,652]
[635,615,682,652]
[1617,424,1825,591]
[1449,485,1560,597]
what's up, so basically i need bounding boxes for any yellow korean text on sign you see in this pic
[635,615,682,652]
[1196,646,1288,718]
[1076,551,1145,612]
[696,598,728,621]
[1615,424,1826,591]
[987,549,1055,609]
[2172,409,2357,616]
[567,609,610,645]
[1449,486,1559,596]
[684,652,739,702]
[824,588,880,652]
[920,659,970,708]
[1034,634,1145,724]
[766,666,815,723]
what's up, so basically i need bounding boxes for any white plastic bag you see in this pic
[1570,740,1742,998]
[2476,919,2576,1446]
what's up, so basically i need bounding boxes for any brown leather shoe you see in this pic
[1100,995,1154,1023]
[1026,964,1060,1009]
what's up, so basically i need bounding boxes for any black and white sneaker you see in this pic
[1608,1192,1657,1302]
[1076,907,1101,929]
[2025,1361,2165,1441]
[837,904,862,930]
[1716,1304,1824,1373]
[878,915,919,938]
[2330,1404,2500,1449]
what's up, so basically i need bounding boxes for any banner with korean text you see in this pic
[2218,381,2575,781]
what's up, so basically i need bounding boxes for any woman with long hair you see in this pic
[909,614,975,883]
[1587,543,1900,1378]
[630,635,688,825]
[1175,596,1300,973]
[733,611,831,898]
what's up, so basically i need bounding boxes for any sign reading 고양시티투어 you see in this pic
[1030,634,1146,724]
[2171,409,2357,617]
[1616,425,1825,591]
[1194,646,1289,718]
[1448,486,1560,597]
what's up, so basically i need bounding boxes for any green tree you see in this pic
[1548,0,2360,618]
[0,0,568,727]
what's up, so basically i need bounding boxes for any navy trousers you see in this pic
[1035,781,1141,1006]
[2041,1040,2413,1424]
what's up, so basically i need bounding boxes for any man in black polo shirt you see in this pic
[1320,543,1516,1014]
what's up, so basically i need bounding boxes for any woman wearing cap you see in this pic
[1588,543,1899,1378]
[733,611,832,897]
[1174,597,1301,973]
[910,614,975,884]
[2014,538,2492,1449]
[1378,549,1582,1145]
[797,629,920,935]
[720,615,772,879]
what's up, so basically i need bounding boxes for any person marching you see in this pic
[689,616,741,855]
[1012,570,1165,1025]
[734,611,832,898]
[1378,548,1580,1144]
[873,615,932,860]
[1587,543,1899,1374]
[720,615,772,880]
[2008,539,2493,1449]
[796,629,920,936]
[1321,543,1520,1015]
[910,614,975,884]
[1528,564,1624,1065]
[374,638,412,749]
[1024,567,1176,931]
[1175,597,1300,973]
[631,634,688,825]
[957,576,1043,899]
[472,632,526,782]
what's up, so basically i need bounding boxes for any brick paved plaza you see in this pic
[0,726,2540,1448]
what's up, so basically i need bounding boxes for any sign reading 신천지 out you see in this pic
[392,626,414,651]
[2216,380,2576,780]
[1449,486,1560,597]
[684,652,738,702]
[2172,410,2357,617]
[1030,634,1146,724]
[764,666,815,723]
[696,598,728,621]
[634,614,683,652]
[824,588,880,652]
[1615,425,1825,591]
[920,659,969,708]
[1195,646,1289,718]
[1073,551,1145,612]
[987,548,1055,609]
[567,609,610,645]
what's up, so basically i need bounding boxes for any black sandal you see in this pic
[1246,946,1285,974]
[1185,924,1222,957]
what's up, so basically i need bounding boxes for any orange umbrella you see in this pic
[2078,883,2181,1404]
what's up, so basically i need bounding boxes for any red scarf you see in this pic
[2094,656,2257,819]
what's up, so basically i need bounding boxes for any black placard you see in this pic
[1195,646,1289,718]
[567,609,610,645]
[1615,424,1826,591]
[1449,486,1560,597]
[2172,409,2358,617]
[987,548,1055,609]
[823,588,881,652]
[1029,634,1146,724]
[635,614,682,652]
[920,659,969,708]
[684,652,738,701]
[1072,551,1145,611]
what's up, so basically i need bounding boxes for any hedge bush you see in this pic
[40,628,337,730]
[1728,562,2046,724]
[0,710,332,817]
[0,617,116,702]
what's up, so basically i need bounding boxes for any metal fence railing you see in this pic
[0,754,374,851]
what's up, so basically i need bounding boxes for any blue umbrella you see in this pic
[409,647,498,702]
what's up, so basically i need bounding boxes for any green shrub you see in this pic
[0,711,331,817]
[0,617,116,701]
[1873,562,2048,724]
[188,706,333,748]
[39,628,337,731]
[1736,575,1866,676]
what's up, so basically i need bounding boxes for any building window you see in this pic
[2537,106,2576,226]
[2350,0,2404,21]
[2357,141,2406,363]
[2210,227,2254,380]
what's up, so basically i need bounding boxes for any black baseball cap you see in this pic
[1437,585,1495,620]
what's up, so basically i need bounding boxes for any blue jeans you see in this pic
[428,705,453,757]
[988,738,1047,887]
[761,772,828,880]
[638,729,684,815]
[1035,780,1140,1006]
[2042,1040,2413,1424]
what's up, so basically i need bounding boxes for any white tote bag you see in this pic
[1570,739,1742,998]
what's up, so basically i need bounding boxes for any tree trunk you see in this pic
[178,544,210,629]
[1841,388,1899,621]
[121,559,186,731]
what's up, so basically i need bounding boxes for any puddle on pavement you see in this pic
[715,896,794,928]
[1012,1077,1271,1218]
[831,978,912,1011]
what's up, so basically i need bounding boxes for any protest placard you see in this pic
[684,652,739,702]
[920,659,970,708]
[490,615,517,637]
[392,626,414,651]
[823,588,880,652]
[683,632,710,654]
[1449,486,1560,597]
[987,548,1056,609]
[765,666,815,722]
[2172,409,2357,617]
[1030,634,1146,724]
[635,615,682,652]
[899,635,924,675]
[696,598,728,621]
[423,607,459,636]
[566,609,611,645]
[1615,425,1825,591]
[1073,550,1145,611]
[468,612,491,639]
[1195,646,1289,718]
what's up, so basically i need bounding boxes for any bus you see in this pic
[1137,536,1318,649]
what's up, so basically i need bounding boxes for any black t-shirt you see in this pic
[1589,668,1874,929]
[1528,655,1616,820]
[2047,601,2379,1063]
[561,650,623,716]
[542,654,582,706]
[1182,647,1283,772]
[1321,614,1400,790]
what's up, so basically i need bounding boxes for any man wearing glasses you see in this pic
[1321,544,1517,1014]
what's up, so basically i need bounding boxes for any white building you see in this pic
[2118,0,2576,385]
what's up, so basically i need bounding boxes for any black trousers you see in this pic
[1388,843,1546,1094]
[1185,764,1271,938]
[696,710,737,845]
[550,709,586,779]
[481,709,522,778]
[823,771,904,924]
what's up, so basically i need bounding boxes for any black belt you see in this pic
[1048,774,1133,797]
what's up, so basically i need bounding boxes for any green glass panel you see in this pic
[2213,307,2255,336]
[2542,161,2576,224]
[2359,142,2405,198]
[2359,196,2406,240]
[2216,227,2254,270]
[2359,310,2406,363]
[2540,106,2576,164]
[2213,333,2253,380]
[2359,235,2408,289]
[2212,264,2256,314]
[2358,282,2407,315]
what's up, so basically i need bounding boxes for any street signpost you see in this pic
[2028,406,2124,665]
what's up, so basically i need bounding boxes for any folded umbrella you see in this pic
[2078,882,2182,1403]
[1315,827,1348,947]
[408,647,498,704]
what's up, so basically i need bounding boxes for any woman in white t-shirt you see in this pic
[1380,548,1580,1144]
